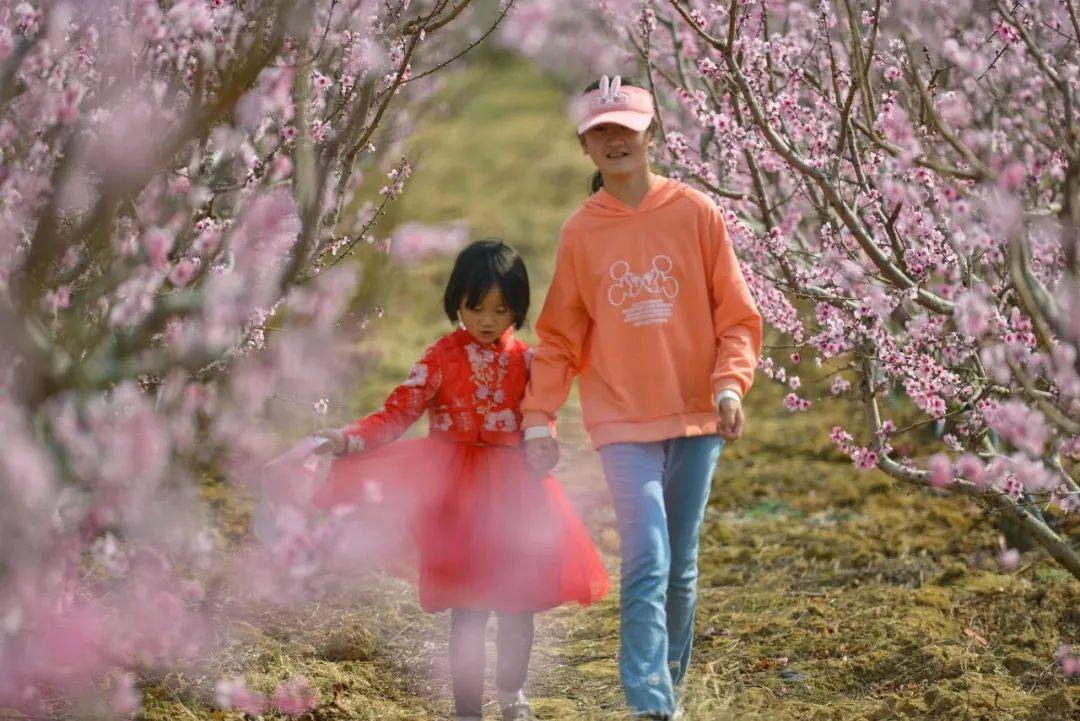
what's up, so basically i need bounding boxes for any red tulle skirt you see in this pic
[311,438,609,613]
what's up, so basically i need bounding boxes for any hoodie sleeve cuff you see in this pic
[523,425,555,441]
[715,389,742,407]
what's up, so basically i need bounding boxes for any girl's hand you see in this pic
[315,428,347,454]
[717,398,744,441]
[525,437,560,473]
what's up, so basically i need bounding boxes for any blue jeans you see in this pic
[598,435,723,717]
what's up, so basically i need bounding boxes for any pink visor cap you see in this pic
[573,75,655,135]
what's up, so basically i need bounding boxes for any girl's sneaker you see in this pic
[501,701,536,720]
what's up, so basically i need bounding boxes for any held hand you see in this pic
[525,437,560,473]
[716,398,744,441]
[315,428,347,454]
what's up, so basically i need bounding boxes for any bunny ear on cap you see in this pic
[573,74,656,135]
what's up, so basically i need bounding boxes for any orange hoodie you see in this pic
[521,178,763,449]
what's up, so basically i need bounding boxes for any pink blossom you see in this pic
[43,285,71,312]
[954,453,985,486]
[936,91,972,128]
[270,155,294,182]
[142,227,174,272]
[111,672,140,715]
[994,18,1019,44]
[169,174,191,197]
[311,72,332,92]
[166,0,214,35]
[860,285,895,320]
[927,453,953,488]
[783,393,810,411]
[698,58,722,80]
[996,548,1020,571]
[389,221,469,264]
[273,676,317,715]
[876,103,920,158]
[169,258,200,287]
[215,678,267,714]
[979,345,1012,384]
[831,425,854,452]
[852,447,879,470]
[1004,475,1023,500]
[57,87,80,125]
[1060,494,1080,515]
[311,119,331,142]
[1056,645,1080,677]
[986,400,1049,457]
[954,290,991,337]
[14,2,39,31]
[1007,453,1053,492]
[997,161,1027,191]
[379,160,412,199]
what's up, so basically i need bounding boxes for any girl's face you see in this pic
[579,122,652,178]
[458,287,514,345]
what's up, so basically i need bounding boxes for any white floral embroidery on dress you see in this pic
[464,341,513,431]
[457,413,475,431]
[484,409,518,432]
[465,343,484,369]
[432,412,453,431]
[402,361,428,388]
[403,389,427,414]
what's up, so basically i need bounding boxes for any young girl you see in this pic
[314,239,609,721]
[522,76,763,720]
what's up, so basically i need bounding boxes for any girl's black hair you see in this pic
[580,76,657,194]
[443,239,530,329]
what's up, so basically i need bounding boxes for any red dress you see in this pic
[311,328,610,613]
